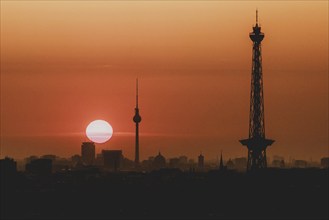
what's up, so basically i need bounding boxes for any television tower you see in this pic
[133,78,142,168]
[239,10,274,171]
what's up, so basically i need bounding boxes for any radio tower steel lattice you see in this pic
[239,10,274,171]
[133,78,142,168]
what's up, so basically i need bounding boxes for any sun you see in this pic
[86,120,113,143]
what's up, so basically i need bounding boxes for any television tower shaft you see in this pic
[133,78,142,168]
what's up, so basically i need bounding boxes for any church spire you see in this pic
[219,150,224,170]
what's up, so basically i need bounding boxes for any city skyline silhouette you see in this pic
[1,2,328,219]
[1,2,327,162]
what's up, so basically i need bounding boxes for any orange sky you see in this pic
[1,1,328,161]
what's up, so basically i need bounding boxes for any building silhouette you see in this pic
[233,157,247,171]
[320,157,329,168]
[239,10,274,171]
[133,78,142,168]
[169,158,180,168]
[178,156,188,165]
[153,152,166,170]
[41,154,57,161]
[71,154,81,167]
[167,156,189,170]
[94,153,104,166]
[272,159,285,168]
[198,153,204,169]
[294,160,307,168]
[25,158,52,174]
[81,142,95,166]
[25,155,39,163]
[0,157,17,176]
[102,150,123,171]
[226,158,234,170]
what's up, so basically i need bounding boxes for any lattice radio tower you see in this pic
[239,11,275,171]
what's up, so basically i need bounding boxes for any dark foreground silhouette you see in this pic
[1,168,328,219]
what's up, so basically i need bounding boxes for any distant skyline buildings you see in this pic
[2,134,328,174]
[3,151,327,175]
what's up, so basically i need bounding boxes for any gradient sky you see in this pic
[1,1,328,162]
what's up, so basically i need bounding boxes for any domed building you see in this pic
[153,152,166,170]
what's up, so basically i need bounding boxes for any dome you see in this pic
[153,152,166,169]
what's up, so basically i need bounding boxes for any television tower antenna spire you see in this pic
[256,9,258,25]
[136,78,139,108]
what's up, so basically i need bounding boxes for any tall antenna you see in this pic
[136,78,139,108]
[256,9,258,25]
[239,11,274,171]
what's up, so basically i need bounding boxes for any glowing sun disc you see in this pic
[86,120,113,143]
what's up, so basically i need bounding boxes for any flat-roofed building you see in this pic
[102,150,123,171]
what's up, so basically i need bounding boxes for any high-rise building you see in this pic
[81,142,95,166]
[198,153,204,169]
[239,11,274,171]
[133,78,142,168]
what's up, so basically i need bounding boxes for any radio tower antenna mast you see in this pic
[239,11,274,171]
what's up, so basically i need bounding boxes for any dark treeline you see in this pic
[1,168,328,219]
